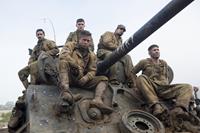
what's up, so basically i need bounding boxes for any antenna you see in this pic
[42,18,56,42]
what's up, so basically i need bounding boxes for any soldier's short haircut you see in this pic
[148,44,159,51]
[76,18,85,23]
[36,29,45,35]
[79,30,91,38]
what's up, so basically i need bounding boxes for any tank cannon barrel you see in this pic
[97,0,194,73]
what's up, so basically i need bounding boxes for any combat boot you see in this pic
[170,106,190,120]
[8,107,23,129]
[152,103,166,116]
[91,82,113,114]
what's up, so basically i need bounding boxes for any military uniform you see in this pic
[132,58,192,110]
[8,57,57,131]
[58,41,113,113]
[59,41,107,88]
[97,31,135,86]
[8,62,39,131]
[66,30,94,51]
[28,38,59,64]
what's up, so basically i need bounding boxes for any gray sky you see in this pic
[0,0,200,104]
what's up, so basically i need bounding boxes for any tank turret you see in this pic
[9,0,200,133]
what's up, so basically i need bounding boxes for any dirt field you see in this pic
[0,110,11,129]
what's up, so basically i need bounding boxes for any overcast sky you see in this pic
[0,0,199,104]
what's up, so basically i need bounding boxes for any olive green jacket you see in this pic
[133,58,169,85]
[97,31,122,59]
[65,30,94,51]
[28,39,59,64]
[59,41,96,81]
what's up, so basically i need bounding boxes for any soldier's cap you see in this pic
[117,24,126,32]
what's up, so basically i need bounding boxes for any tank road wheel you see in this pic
[120,110,165,133]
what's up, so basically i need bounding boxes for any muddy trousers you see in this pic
[136,75,193,109]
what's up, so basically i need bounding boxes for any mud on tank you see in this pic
[9,0,200,132]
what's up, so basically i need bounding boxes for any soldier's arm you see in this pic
[59,42,76,64]
[84,52,97,80]
[65,32,73,44]
[132,60,145,75]
[101,32,118,50]
[46,41,59,56]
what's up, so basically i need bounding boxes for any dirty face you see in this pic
[76,21,85,31]
[78,36,91,49]
[36,31,45,40]
[115,28,125,36]
[149,46,160,59]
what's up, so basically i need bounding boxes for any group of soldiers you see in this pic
[8,18,194,132]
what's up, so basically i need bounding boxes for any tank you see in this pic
[10,0,200,132]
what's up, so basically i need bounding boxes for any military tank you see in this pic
[10,0,200,132]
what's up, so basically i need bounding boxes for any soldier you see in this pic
[97,24,135,87]
[132,44,193,118]
[28,28,59,64]
[59,30,113,113]
[8,59,47,132]
[65,18,94,51]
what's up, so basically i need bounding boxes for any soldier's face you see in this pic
[36,31,45,40]
[76,22,85,31]
[115,28,125,36]
[149,47,160,59]
[78,36,91,49]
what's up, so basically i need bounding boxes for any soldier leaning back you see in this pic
[132,44,193,118]
[59,30,113,113]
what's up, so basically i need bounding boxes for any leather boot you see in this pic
[170,106,190,120]
[152,103,165,116]
[90,81,113,114]
[8,107,23,129]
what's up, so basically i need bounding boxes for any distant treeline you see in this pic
[0,101,14,110]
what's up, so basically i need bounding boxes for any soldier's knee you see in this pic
[136,75,146,83]
[183,84,192,91]
[181,83,193,97]
[125,54,131,60]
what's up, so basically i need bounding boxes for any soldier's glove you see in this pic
[78,76,89,86]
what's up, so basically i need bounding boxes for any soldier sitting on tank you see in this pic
[28,28,59,65]
[97,24,135,87]
[8,61,40,132]
[65,18,94,51]
[59,30,113,114]
[8,29,59,132]
[132,44,193,120]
